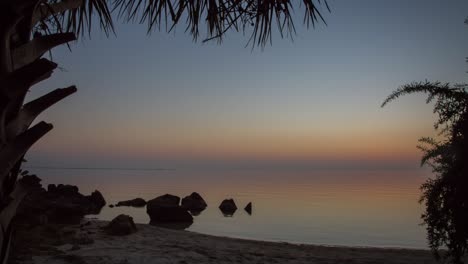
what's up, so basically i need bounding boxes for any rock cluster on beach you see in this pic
[16,175,252,231]
[16,175,107,225]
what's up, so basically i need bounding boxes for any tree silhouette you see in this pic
[383,81,468,264]
[0,0,329,262]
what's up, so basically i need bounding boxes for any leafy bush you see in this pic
[383,81,468,263]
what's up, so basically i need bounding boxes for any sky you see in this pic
[26,0,468,169]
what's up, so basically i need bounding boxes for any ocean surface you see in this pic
[27,167,430,249]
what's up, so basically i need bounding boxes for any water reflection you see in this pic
[219,199,238,217]
[36,168,429,248]
[221,211,236,217]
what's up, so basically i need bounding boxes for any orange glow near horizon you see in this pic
[33,112,430,166]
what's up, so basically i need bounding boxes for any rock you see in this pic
[47,202,88,224]
[104,214,137,236]
[53,184,80,196]
[109,204,114,208]
[19,174,42,187]
[86,190,106,213]
[148,207,193,223]
[147,194,193,223]
[16,177,107,226]
[181,192,207,213]
[219,199,237,216]
[244,202,252,215]
[148,194,180,207]
[116,198,146,207]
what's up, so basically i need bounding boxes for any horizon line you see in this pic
[23,166,176,171]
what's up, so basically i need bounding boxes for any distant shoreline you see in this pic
[23,166,175,171]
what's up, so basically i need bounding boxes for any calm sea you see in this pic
[27,167,429,249]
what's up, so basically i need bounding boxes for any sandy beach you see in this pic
[11,220,438,264]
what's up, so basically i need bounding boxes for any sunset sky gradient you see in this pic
[27,0,468,169]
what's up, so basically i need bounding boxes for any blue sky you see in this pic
[27,0,468,169]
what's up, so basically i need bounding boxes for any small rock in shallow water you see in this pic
[219,199,237,216]
[244,202,252,215]
[116,198,146,207]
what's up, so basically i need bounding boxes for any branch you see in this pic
[6,86,77,137]
[0,59,57,140]
[0,58,57,99]
[0,12,23,74]
[0,182,28,229]
[31,0,84,27]
[0,122,52,184]
[11,32,76,69]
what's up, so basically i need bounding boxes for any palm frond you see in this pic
[32,0,115,37]
[381,81,467,108]
[112,0,329,47]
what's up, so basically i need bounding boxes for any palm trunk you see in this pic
[0,0,81,262]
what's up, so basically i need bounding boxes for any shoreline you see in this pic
[13,220,438,264]
[178,230,429,251]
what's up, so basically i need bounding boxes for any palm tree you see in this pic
[0,0,329,262]
[382,81,468,264]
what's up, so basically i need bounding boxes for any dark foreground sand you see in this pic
[12,220,438,264]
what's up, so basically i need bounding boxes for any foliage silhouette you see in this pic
[36,0,330,47]
[383,81,468,264]
[0,0,329,262]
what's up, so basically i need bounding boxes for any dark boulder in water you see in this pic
[148,194,180,207]
[244,202,252,215]
[148,207,193,223]
[147,194,193,223]
[219,199,237,216]
[104,214,137,236]
[116,198,147,207]
[181,192,207,214]
[87,190,106,213]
